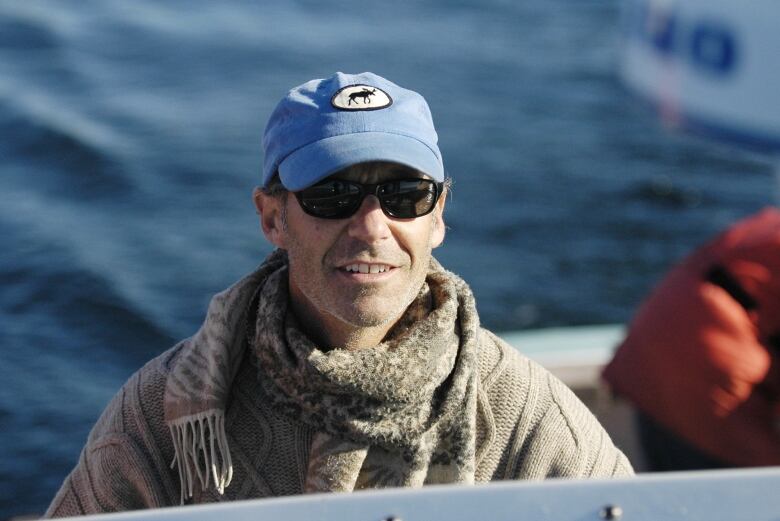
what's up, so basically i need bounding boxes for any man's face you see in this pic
[257,161,446,346]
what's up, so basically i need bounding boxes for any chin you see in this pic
[335,307,398,329]
[331,297,407,329]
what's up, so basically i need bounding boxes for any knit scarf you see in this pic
[164,249,479,501]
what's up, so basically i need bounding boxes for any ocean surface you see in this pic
[0,0,775,517]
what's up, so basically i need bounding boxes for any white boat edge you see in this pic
[51,466,780,521]
[501,324,625,389]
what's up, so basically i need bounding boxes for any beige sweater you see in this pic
[47,326,632,516]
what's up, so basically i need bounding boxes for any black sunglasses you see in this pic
[294,178,444,219]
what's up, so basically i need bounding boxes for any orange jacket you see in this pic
[603,207,780,466]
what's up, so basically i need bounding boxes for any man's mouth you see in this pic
[342,263,393,274]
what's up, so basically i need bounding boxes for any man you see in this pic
[46,72,632,516]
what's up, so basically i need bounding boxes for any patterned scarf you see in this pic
[164,249,479,500]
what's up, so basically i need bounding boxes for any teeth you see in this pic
[344,263,390,274]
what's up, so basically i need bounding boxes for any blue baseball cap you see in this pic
[262,72,444,190]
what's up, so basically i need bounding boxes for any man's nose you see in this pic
[347,195,391,243]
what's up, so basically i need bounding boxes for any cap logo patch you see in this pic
[331,84,392,111]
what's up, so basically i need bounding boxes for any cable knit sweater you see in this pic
[46,260,632,516]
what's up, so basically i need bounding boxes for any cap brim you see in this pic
[278,132,444,191]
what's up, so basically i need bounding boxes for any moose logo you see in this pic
[331,84,392,111]
[349,88,376,105]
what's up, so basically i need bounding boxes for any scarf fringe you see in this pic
[168,410,233,503]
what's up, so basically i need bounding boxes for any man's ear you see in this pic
[253,187,287,248]
[430,185,447,248]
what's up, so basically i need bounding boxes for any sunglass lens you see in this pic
[299,180,361,218]
[379,180,437,218]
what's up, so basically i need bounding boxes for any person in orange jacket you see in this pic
[603,208,780,470]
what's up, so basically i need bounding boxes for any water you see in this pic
[0,0,773,517]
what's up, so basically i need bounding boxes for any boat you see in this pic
[44,0,780,518]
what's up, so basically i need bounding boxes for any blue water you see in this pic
[0,0,774,517]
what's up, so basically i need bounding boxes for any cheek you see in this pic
[430,216,445,248]
[285,236,324,294]
[285,219,340,268]
[402,220,437,261]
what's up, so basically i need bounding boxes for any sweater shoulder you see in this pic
[48,343,186,515]
[87,343,182,442]
[476,328,633,479]
[478,327,595,421]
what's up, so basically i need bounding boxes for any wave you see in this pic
[0,14,60,51]
[1,249,175,364]
[0,99,133,199]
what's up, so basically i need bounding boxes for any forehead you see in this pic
[330,161,429,184]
